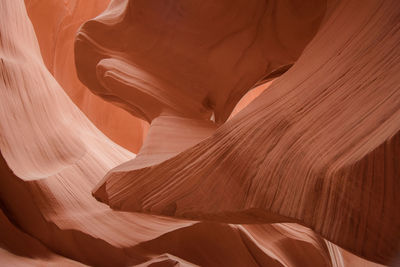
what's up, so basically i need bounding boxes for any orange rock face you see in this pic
[24,0,148,153]
[0,0,398,266]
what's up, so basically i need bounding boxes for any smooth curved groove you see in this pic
[95,0,400,264]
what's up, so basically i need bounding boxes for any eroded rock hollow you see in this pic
[0,0,398,266]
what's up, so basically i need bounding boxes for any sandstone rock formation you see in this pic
[0,0,397,266]
[76,0,400,265]
[24,0,148,153]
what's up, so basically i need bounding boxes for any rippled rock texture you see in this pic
[0,0,398,266]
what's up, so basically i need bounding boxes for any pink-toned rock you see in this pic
[86,0,400,265]
[0,0,395,266]
[25,0,148,153]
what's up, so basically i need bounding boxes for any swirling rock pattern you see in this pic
[77,0,400,265]
[24,0,148,153]
[75,0,325,124]
[0,0,397,266]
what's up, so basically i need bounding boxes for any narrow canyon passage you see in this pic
[0,0,398,266]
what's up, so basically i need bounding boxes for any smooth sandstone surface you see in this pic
[24,0,148,153]
[0,0,397,266]
[0,1,347,266]
[79,0,399,265]
[75,0,325,124]
[0,208,84,266]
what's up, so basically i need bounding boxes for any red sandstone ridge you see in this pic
[0,0,398,266]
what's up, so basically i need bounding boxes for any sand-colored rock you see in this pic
[0,0,396,266]
[74,0,326,171]
[0,207,84,266]
[70,0,324,208]
[74,0,331,216]
[89,0,400,265]
[24,0,148,153]
[0,0,376,266]
[75,0,325,124]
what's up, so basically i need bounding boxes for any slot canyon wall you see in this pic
[0,0,398,266]
[24,0,148,153]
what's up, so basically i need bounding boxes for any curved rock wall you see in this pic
[0,0,397,266]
